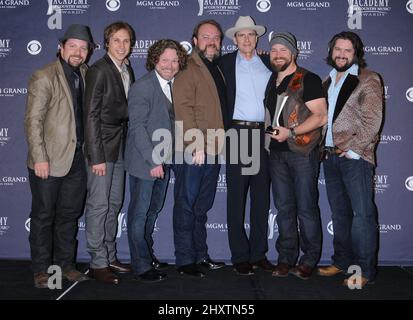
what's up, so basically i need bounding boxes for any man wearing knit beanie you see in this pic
[265,31,327,280]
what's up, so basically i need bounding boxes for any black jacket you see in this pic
[84,54,135,165]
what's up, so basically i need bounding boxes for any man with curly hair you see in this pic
[125,39,187,282]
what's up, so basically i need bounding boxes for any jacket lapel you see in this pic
[56,59,74,109]
[104,54,127,102]
[333,74,359,122]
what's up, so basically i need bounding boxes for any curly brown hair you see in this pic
[146,39,188,71]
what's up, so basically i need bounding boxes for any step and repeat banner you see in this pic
[1,0,412,265]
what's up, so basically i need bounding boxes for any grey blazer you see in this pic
[124,70,174,180]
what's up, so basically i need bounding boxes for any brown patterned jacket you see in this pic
[322,68,384,166]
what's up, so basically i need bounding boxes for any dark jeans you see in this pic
[323,154,378,281]
[226,124,270,264]
[269,148,321,268]
[28,148,86,273]
[172,161,220,267]
[127,171,169,275]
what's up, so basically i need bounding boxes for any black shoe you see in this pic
[137,269,167,283]
[233,262,254,276]
[197,258,225,270]
[251,258,275,272]
[151,256,169,270]
[177,264,205,278]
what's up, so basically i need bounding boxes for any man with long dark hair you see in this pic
[318,31,383,288]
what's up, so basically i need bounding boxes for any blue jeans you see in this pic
[269,149,321,267]
[127,171,169,275]
[323,155,378,281]
[172,162,220,267]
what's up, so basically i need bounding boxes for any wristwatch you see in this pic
[289,128,296,139]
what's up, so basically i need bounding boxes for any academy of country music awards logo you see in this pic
[0,127,11,147]
[216,173,227,193]
[374,174,390,194]
[130,39,158,59]
[285,1,331,11]
[348,0,391,17]
[0,0,30,9]
[267,32,314,61]
[136,0,181,11]
[0,216,10,236]
[197,0,241,16]
[47,0,91,15]
[0,39,12,58]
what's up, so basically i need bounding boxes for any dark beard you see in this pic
[271,59,291,72]
[196,45,220,61]
[332,58,354,72]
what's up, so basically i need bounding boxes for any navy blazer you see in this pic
[216,51,271,130]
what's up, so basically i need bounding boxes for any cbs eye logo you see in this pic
[256,0,271,13]
[180,41,192,54]
[106,0,121,12]
[27,40,42,55]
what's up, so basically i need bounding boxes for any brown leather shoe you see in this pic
[63,269,90,282]
[317,265,343,277]
[251,259,275,272]
[272,263,290,277]
[343,276,370,289]
[34,272,49,289]
[233,262,254,276]
[89,267,119,284]
[290,264,314,280]
[109,260,131,273]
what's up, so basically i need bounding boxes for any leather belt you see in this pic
[232,120,264,128]
[321,146,343,160]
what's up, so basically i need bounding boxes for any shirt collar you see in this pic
[236,50,258,63]
[329,64,359,82]
[107,53,129,73]
[155,70,174,88]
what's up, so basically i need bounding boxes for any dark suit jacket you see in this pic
[216,51,271,130]
[84,54,135,165]
[124,71,174,180]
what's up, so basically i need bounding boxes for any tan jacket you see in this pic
[24,59,87,177]
[322,69,383,165]
[172,51,224,155]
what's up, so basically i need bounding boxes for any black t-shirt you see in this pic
[267,71,324,151]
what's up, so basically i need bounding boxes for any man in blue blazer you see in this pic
[124,39,187,282]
